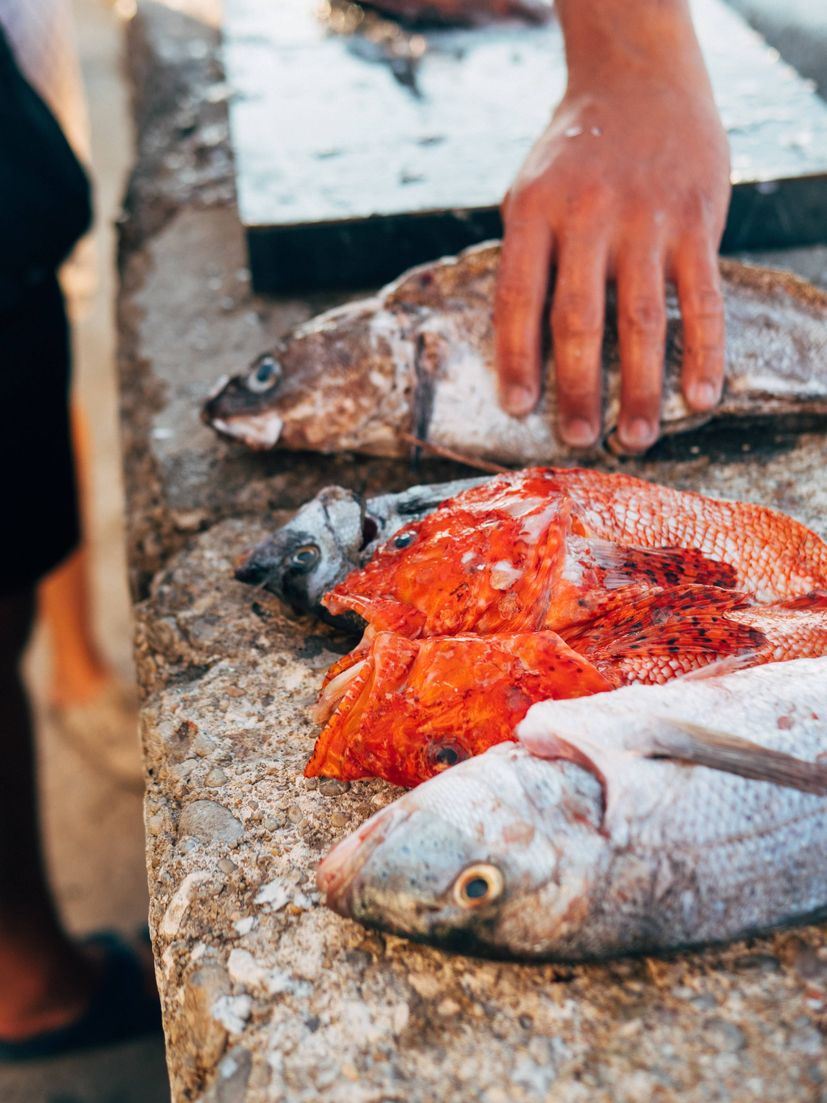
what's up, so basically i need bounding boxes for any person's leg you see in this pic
[0,588,99,1040]
[38,406,112,708]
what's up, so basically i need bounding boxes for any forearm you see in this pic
[556,0,708,93]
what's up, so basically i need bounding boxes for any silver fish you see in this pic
[204,244,827,463]
[317,657,827,960]
[234,477,481,626]
[360,0,553,25]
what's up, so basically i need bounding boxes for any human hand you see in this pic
[495,1,731,453]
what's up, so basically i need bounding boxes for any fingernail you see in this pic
[503,385,536,416]
[688,380,719,410]
[619,417,656,451]
[561,417,598,448]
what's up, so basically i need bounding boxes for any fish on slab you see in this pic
[306,628,614,787]
[307,586,827,787]
[317,657,827,961]
[234,477,481,628]
[323,468,827,636]
[236,467,827,629]
[362,0,552,23]
[203,244,827,464]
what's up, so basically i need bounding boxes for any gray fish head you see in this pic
[317,745,608,960]
[203,297,404,453]
[235,486,370,629]
[203,352,287,450]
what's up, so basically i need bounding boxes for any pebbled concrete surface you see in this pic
[118,2,827,1101]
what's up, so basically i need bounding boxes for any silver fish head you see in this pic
[203,298,406,454]
[234,486,370,629]
[317,744,609,960]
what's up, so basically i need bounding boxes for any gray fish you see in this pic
[203,244,827,463]
[361,0,553,25]
[234,477,481,626]
[317,657,827,961]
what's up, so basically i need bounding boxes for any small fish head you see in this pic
[318,745,608,959]
[235,487,373,628]
[204,298,398,453]
[203,353,287,449]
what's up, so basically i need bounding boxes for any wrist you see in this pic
[557,0,705,94]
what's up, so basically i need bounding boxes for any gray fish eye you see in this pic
[288,544,320,573]
[453,863,505,909]
[246,355,281,394]
[393,530,416,550]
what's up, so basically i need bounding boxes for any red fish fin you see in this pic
[563,586,765,662]
[306,657,377,779]
[321,647,368,690]
[587,539,738,591]
[307,635,420,781]
[776,589,827,611]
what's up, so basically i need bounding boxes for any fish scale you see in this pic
[530,468,827,600]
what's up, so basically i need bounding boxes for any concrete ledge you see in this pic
[120,3,827,1099]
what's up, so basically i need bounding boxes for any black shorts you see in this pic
[0,273,79,595]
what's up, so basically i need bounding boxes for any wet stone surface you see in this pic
[122,3,827,1101]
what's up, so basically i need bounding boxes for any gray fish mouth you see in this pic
[209,412,284,450]
[317,803,410,917]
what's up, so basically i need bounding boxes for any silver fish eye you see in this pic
[453,863,505,909]
[393,530,416,550]
[288,544,320,573]
[246,355,282,394]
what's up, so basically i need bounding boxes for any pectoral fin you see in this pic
[588,541,738,592]
[563,585,764,662]
[519,710,827,798]
[644,718,827,795]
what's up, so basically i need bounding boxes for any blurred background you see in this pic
[2,0,169,1099]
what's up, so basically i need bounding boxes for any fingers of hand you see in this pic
[550,239,607,448]
[616,250,667,453]
[676,240,725,411]
[494,216,553,416]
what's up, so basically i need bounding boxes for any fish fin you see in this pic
[776,590,827,611]
[587,540,738,592]
[563,585,765,662]
[520,713,827,799]
[314,655,369,723]
[677,653,762,681]
[306,657,377,779]
[321,647,368,690]
[643,717,827,795]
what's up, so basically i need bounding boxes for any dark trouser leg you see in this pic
[0,588,96,1039]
